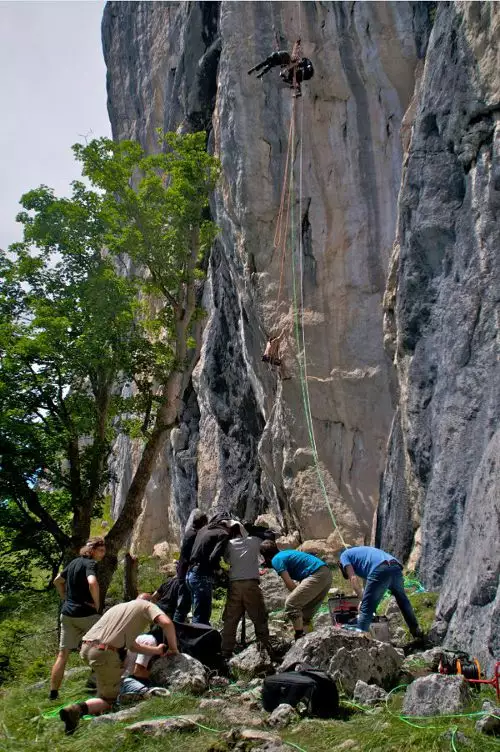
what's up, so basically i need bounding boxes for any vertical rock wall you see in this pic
[102,1,429,549]
[378,1,499,669]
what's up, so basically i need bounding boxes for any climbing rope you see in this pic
[278,82,348,549]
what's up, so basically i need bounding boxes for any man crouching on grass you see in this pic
[59,593,178,734]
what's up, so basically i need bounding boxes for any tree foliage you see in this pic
[0,131,219,590]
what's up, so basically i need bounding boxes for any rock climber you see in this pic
[248,39,314,96]
[337,545,424,637]
[280,56,314,96]
[260,541,332,640]
[58,594,178,734]
[262,329,285,367]
[49,536,106,701]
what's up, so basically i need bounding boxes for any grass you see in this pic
[0,564,498,752]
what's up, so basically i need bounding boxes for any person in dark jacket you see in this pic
[280,57,314,96]
[173,509,208,622]
[186,514,232,625]
[248,49,291,78]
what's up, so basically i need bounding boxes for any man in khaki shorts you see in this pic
[49,537,106,700]
[59,594,178,734]
[260,541,332,640]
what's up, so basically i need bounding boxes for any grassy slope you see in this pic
[0,563,498,752]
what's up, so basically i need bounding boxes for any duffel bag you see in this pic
[262,665,339,718]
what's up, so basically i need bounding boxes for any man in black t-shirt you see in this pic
[49,536,106,700]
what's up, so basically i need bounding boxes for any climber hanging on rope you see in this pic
[248,39,314,97]
[262,329,286,367]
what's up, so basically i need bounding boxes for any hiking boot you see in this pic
[294,629,305,641]
[59,704,81,735]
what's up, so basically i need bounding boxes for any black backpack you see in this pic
[262,665,339,718]
[151,621,223,671]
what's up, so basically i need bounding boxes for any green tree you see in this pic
[0,131,219,595]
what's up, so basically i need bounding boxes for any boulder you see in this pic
[276,532,301,550]
[254,513,281,532]
[126,715,204,736]
[149,652,208,694]
[298,539,335,564]
[280,627,404,695]
[353,680,388,706]
[402,675,471,716]
[400,647,444,679]
[229,643,273,680]
[314,610,332,629]
[260,570,288,613]
[475,701,500,735]
[267,703,298,728]
[152,540,176,561]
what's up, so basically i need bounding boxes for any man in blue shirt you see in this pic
[260,541,332,640]
[338,546,423,636]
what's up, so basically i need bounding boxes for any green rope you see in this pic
[284,742,308,752]
[287,102,348,550]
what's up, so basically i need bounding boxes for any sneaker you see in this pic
[59,704,81,735]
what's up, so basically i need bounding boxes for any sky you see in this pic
[0,0,110,250]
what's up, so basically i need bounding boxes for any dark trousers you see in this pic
[173,581,192,623]
[186,569,213,625]
[357,562,420,634]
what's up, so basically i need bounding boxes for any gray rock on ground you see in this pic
[353,680,388,706]
[402,674,471,716]
[281,627,403,695]
[149,652,207,694]
[229,642,274,679]
[267,703,298,728]
[260,570,288,613]
[126,714,204,736]
[91,706,143,725]
[475,701,500,735]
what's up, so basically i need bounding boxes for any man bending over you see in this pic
[260,541,332,640]
[58,594,178,734]
[338,546,423,637]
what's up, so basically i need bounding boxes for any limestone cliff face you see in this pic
[102,0,430,550]
[378,1,499,669]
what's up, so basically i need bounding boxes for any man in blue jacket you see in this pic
[260,541,332,640]
[338,546,423,636]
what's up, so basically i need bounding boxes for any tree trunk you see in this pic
[124,553,138,600]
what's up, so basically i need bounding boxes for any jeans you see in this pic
[186,569,213,625]
[357,562,420,635]
[173,580,192,623]
[119,675,150,699]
